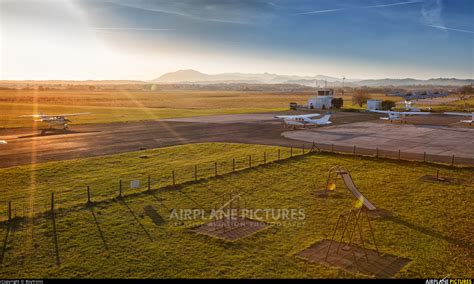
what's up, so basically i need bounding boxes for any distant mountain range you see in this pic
[151,69,473,87]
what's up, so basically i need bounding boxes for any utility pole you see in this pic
[342,76,346,96]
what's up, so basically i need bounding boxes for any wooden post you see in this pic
[436,170,439,179]
[87,186,91,203]
[119,179,122,197]
[214,162,218,177]
[232,159,235,172]
[51,192,55,214]
[398,149,401,160]
[331,144,334,153]
[248,155,252,168]
[376,148,379,158]
[423,152,426,162]
[263,152,266,164]
[302,145,305,155]
[353,145,356,154]
[172,170,176,186]
[8,201,11,222]
[278,149,281,160]
[451,155,455,166]
[290,147,293,157]
[147,175,151,191]
[194,165,198,181]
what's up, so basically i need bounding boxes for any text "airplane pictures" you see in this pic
[274,113,332,129]
[20,112,90,133]
[369,110,432,123]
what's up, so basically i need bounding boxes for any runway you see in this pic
[0,112,472,168]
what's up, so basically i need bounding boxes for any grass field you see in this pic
[0,143,472,278]
[0,89,396,128]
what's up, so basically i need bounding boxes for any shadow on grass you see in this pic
[51,213,60,266]
[386,216,473,250]
[150,192,172,213]
[89,207,109,251]
[120,199,153,241]
[0,224,11,264]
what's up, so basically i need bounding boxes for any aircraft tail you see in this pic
[309,113,332,125]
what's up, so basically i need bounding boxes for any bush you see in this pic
[381,100,396,110]
[331,97,344,109]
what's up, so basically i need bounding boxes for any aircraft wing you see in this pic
[396,111,432,115]
[275,113,320,119]
[444,112,473,117]
[369,110,390,114]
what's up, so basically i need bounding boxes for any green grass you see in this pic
[0,103,284,128]
[0,143,472,278]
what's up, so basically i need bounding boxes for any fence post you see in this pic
[119,179,122,197]
[248,155,252,168]
[278,149,281,160]
[302,145,305,155]
[51,192,55,214]
[87,185,91,204]
[423,152,426,162]
[376,148,379,158]
[172,170,176,186]
[215,162,218,177]
[398,149,401,160]
[8,201,11,222]
[195,165,198,181]
[451,155,455,166]
[232,159,235,172]
[290,147,293,157]
[147,175,151,191]
[353,145,356,155]
[263,152,266,164]
[436,169,439,179]
[331,144,334,153]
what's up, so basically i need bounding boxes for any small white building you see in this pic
[367,99,382,110]
[308,89,334,109]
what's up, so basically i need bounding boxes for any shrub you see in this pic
[331,97,344,109]
[381,100,396,110]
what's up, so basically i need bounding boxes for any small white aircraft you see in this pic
[274,113,332,129]
[0,140,6,144]
[369,110,432,123]
[444,112,474,125]
[20,112,90,132]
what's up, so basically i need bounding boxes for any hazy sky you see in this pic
[1,0,473,80]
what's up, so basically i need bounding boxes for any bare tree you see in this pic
[458,85,473,110]
[352,90,371,107]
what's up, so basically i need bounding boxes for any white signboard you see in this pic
[130,180,140,189]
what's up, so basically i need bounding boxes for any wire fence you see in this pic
[1,142,472,223]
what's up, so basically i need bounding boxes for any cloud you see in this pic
[297,1,422,15]
[297,8,344,15]
[364,1,423,9]
[424,24,474,34]
[421,0,444,27]
[104,0,270,25]
[95,28,173,31]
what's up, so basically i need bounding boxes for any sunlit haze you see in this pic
[1,0,473,80]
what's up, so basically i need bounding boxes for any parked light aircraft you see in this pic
[444,112,474,125]
[369,110,431,123]
[21,113,90,132]
[274,113,332,129]
[0,140,6,144]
